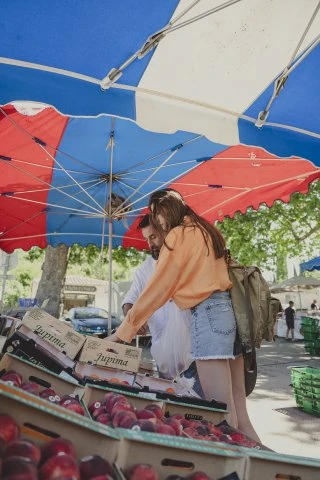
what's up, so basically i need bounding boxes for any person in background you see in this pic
[108,189,260,441]
[122,213,202,395]
[284,301,295,341]
[311,299,319,311]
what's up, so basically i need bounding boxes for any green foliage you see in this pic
[18,272,32,288]
[218,180,320,280]
[3,292,20,307]
[26,247,45,262]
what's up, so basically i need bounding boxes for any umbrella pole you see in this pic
[107,219,113,335]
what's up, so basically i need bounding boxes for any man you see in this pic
[284,301,295,341]
[311,299,319,311]
[122,214,202,394]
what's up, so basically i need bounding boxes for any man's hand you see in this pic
[122,303,133,316]
[136,324,149,336]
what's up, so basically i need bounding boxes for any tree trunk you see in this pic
[35,245,69,318]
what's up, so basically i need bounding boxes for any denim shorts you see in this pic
[190,291,241,360]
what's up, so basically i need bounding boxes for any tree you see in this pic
[218,180,320,280]
[32,244,147,317]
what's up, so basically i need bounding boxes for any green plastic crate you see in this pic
[301,316,320,327]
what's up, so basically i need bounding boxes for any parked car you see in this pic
[63,307,121,337]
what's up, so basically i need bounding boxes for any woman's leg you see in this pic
[229,356,261,442]
[196,359,238,428]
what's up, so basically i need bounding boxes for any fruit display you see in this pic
[0,369,85,416]
[88,392,262,449]
[125,464,240,480]
[0,413,116,479]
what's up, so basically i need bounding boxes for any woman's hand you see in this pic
[106,333,122,343]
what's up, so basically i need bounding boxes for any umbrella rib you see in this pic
[201,168,320,216]
[2,195,97,216]
[0,232,147,243]
[115,160,205,218]
[100,0,241,89]
[37,143,106,214]
[0,210,45,239]
[8,156,100,176]
[119,159,197,177]
[256,1,320,126]
[8,178,106,196]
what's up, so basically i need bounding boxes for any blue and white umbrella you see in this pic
[300,256,320,272]
[1,0,320,164]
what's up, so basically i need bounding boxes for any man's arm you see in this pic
[122,302,133,316]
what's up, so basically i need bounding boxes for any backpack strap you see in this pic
[243,267,257,372]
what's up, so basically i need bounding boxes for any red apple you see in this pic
[136,409,156,420]
[21,381,41,395]
[39,454,80,480]
[5,439,41,465]
[1,370,23,387]
[112,410,136,428]
[41,438,77,463]
[126,464,158,480]
[2,456,37,478]
[0,414,20,444]
[154,424,176,436]
[144,404,163,419]
[79,455,114,480]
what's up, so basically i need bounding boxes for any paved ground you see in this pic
[141,337,320,460]
[247,337,320,460]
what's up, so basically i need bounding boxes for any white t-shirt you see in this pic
[122,256,169,343]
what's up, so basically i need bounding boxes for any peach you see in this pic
[59,395,79,407]
[131,420,155,433]
[105,394,128,413]
[63,401,85,416]
[136,409,156,420]
[154,424,176,436]
[112,410,137,428]
[40,388,57,399]
[165,418,182,436]
[188,472,211,480]
[96,413,112,426]
[5,439,41,465]
[88,400,102,414]
[39,454,80,480]
[111,401,134,418]
[144,404,163,419]
[0,414,20,444]
[41,438,77,463]
[126,463,158,480]
[92,405,107,420]
[3,456,37,478]
[1,370,23,387]
[21,381,41,395]
[79,455,114,479]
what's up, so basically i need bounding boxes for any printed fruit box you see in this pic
[245,447,320,480]
[0,353,87,416]
[134,373,190,395]
[22,308,86,359]
[79,337,142,373]
[115,429,247,480]
[3,328,77,379]
[75,361,136,386]
[0,386,121,479]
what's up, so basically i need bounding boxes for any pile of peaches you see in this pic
[88,392,259,449]
[0,413,115,479]
[0,369,85,416]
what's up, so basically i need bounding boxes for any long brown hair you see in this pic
[148,189,226,258]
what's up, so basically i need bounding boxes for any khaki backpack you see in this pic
[226,254,274,368]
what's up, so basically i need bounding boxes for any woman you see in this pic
[108,189,260,441]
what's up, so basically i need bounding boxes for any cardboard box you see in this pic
[79,337,142,373]
[164,399,227,424]
[83,383,164,414]
[0,384,120,463]
[115,429,247,480]
[22,308,86,359]
[246,448,320,480]
[2,329,77,380]
[134,373,201,398]
[75,362,136,385]
[0,353,84,399]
